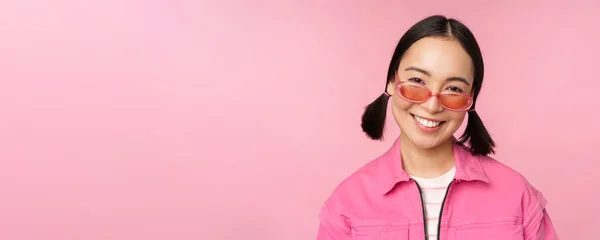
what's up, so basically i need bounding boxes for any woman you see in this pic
[316,15,558,240]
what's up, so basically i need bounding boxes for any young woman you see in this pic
[316,15,558,240]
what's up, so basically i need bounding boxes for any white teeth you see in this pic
[413,115,442,128]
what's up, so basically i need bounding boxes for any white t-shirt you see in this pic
[410,167,456,240]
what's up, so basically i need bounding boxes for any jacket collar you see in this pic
[379,136,489,195]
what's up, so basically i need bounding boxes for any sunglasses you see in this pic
[395,80,473,111]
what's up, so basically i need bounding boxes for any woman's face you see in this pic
[386,37,475,149]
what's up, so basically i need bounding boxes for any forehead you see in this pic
[399,37,474,82]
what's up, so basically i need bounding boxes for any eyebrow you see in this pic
[405,66,470,86]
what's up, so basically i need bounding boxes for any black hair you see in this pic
[360,15,495,156]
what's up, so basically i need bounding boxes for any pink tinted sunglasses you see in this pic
[394,81,474,111]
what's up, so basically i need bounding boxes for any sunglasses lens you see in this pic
[440,93,471,110]
[397,82,472,111]
[398,85,429,101]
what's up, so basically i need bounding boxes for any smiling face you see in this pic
[386,37,475,149]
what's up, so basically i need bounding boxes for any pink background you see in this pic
[0,0,598,239]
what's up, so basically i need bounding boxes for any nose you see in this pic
[421,94,444,114]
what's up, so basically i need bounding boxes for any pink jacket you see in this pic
[317,137,558,240]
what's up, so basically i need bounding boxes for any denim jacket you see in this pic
[317,137,558,240]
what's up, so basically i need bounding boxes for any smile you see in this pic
[412,114,445,128]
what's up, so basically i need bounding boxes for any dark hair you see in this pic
[360,15,495,156]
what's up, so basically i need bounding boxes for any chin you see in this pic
[406,132,448,149]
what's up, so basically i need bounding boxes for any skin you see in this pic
[385,37,475,178]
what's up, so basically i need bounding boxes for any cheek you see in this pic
[390,97,414,129]
[447,112,467,125]
[391,96,412,111]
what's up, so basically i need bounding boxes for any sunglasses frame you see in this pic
[394,80,474,112]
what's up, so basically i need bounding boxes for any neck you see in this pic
[400,134,456,178]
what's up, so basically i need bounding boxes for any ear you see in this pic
[386,81,395,97]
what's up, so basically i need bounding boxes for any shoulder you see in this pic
[317,156,386,236]
[476,155,552,234]
[477,155,547,206]
[321,156,383,209]
[478,155,532,184]
[478,155,524,180]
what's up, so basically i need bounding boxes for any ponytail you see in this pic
[458,110,496,156]
[361,92,391,140]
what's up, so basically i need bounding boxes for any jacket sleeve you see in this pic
[522,184,559,240]
[316,203,353,240]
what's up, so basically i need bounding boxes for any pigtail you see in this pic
[361,92,391,140]
[458,111,496,156]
